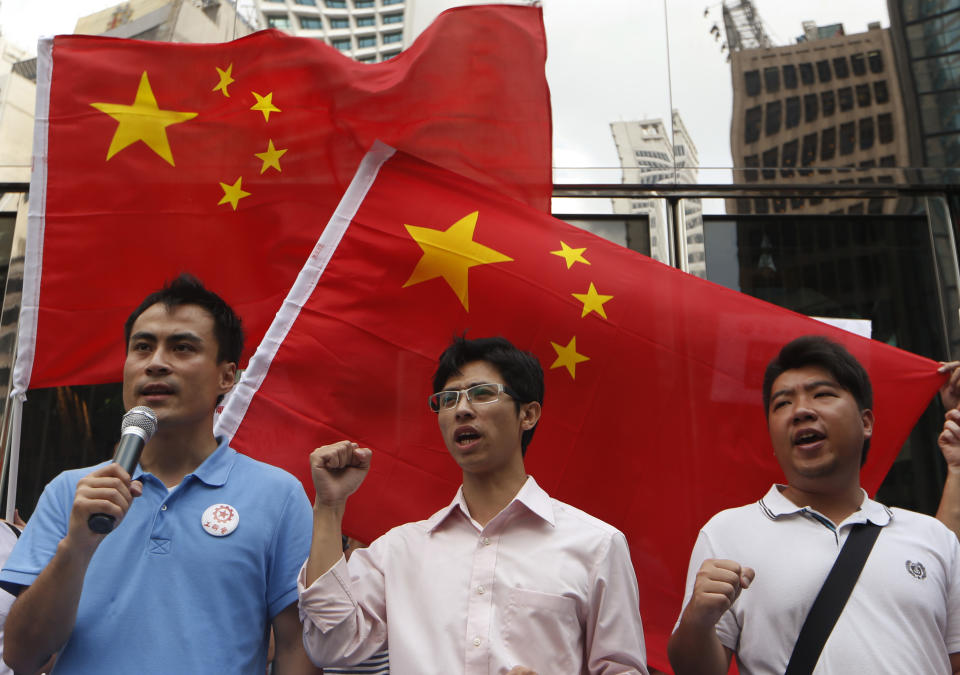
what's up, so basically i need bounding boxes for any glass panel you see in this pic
[783,64,798,89]
[745,70,761,96]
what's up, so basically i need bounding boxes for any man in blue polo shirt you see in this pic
[1,275,319,674]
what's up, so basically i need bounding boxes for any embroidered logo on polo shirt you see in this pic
[905,560,927,580]
[202,503,239,537]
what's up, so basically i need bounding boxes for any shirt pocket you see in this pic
[501,587,581,674]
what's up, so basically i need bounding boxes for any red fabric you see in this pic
[227,148,943,673]
[27,5,550,388]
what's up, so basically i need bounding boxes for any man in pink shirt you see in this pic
[298,336,648,674]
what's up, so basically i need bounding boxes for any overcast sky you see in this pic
[0,0,889,208]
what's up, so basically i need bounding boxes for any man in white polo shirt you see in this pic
[668,335,960,675]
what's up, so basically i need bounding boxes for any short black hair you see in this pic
[124,274,244,366]
[763,335,873,464]
[432,336,544,455]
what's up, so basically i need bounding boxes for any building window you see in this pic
[332,38,351,50]
[763,66,780,93]
[839,122,856,155]
[880,154,896,167]
[817,59,832,83]
[765,100,782,136]
[772,197,787,214]
[782,139,798,177]
[358,54,376,63]
[357,35,376,48]
[851,53,866,76]
[744,70,761,96]
[355,0,375,6]
[383,32,402,44]
[263,0,285,3]
[783,64,798,89]
[266,14,291,28]
[745,106,762,143]
[382,50,401,59]
[874,80,889,104]
[821,127,836,161]
[860,117,875,150]
[803,93,818,122]
[299,16,323,28]
[838,86,854,111]
[356,15,375,26]
[383,13,403,24]
[833,56,850,78]
[325,0,346,6]
[294,0,317,5]
[754,198,769,214]
[329,17,349,28]
[762,147,778,179]
[801,132,818,166]
[382,0,403,4]
[878,113,894,143]
[821,90,836,116]
[743,154,759,182]
[799,62,815,85]
[867,50,884,73]
[785,96,801,128]
[856,83,872,107]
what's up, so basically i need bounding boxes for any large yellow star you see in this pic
[251,91,280,121]
[572,282,613,319]
[90,71,197,166]
[403,210,513,311]
[213,63,235,97]
[218,177,251,210]
[254,139,287,174]
[550,336,590,379]
[550,241,591,269]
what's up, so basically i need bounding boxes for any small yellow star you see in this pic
[572,282,613,319]
[403,210,513,311]
[550,241,591,269]
[550,336,590,379]
[254,139,287,174]
[218,177,251,210]
[213,63,235,97]
[90,71,197,166]
[250,91,280,122]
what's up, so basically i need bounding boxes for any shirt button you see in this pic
[477,585,485,594]
[160,505,168,511]
[481,537,490,546]
[473,637,481,647]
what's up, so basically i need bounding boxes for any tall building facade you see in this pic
[888,0,960,171]
[255,0,408,62]
[727,22,910,215]
[611,111,705,277]
[74,0,255,42]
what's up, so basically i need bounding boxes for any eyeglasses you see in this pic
[428,383,518,412]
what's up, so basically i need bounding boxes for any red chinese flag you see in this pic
[217,144,942,672]
[14,5,551,394]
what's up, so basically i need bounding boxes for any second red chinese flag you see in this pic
[218,143,942,672]
[15,5,551,392]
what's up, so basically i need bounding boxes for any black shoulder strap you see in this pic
[784,522,882,675]
[3,520,20,538]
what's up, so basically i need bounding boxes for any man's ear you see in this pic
[219,361,237,394]
[861,408,874,439]
[519,401,541,430]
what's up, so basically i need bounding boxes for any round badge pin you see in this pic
[201,503,239,537]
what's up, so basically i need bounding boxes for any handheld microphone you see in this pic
[87,406,158,534]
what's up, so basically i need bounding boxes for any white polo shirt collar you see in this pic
[759,483,892,529]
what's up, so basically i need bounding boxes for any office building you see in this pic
[611,111,705,277]
[255,0,408,62]
[727,20,909,215]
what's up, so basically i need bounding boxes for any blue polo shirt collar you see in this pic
[131,437,236,487]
